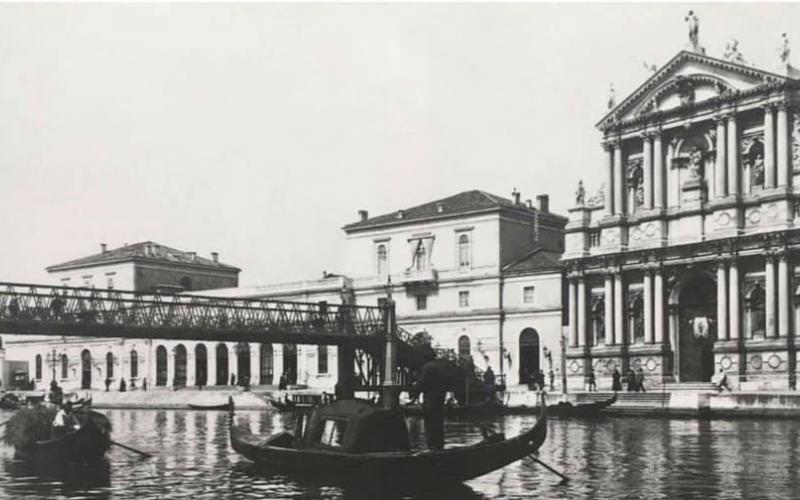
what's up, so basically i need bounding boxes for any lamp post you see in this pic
[45,348,60,382]
[381,276,400,409]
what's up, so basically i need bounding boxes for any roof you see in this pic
[597,50,792,129]
[343,190,561,232]
[502,247,563,275]
[46,241,241,273]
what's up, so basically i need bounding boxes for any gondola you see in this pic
[268,398,316,413]
[188,401,234,411]
[14,412,111,465]
[230,396,547,485]
[500,395,617,417]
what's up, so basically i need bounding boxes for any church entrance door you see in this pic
[678,273,716,382]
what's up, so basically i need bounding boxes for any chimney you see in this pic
[512,188,521,205]
[188,251,197,262]
[358,209,368,222]
[145,243,153,256]
[525,199,533,209]
[536,194,549,213]
[435,202,445,213]
[100,243,108,254]
[211,252,219,263]
[396,210,405,219]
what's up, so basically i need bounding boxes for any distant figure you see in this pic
[636,368,647,393]
[142,377,147,391]
[52,401,80,438]
[626,369,637,392]
[130,378,137,391]
[8,298,19,318]
[588,369,597,392]
[715,368,732,393]
[685,10,699,47]
[49,380,63,405]
[119,378,127,392]
[575,180,586,206]
[780,32,791,64]
[409,359,450,450]
[548,369,555,391]
[538,370,546,392]
[230,373,236,387]
[278,372,288,391]
[105,378,111,392]
[50,294,65,318]
[29,378,35,391]
[612,368,623,392]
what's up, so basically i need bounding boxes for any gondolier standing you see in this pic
[409,359,449,450]
[52,401,80,438]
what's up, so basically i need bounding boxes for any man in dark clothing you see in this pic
[105,378,111,392]
[278,372,288,390]
[612,368,623,392]
[409,360,451,450]
[119,378,127,392]
[626,369,637,392]
[588,369,597,392]
[548,369,555,391]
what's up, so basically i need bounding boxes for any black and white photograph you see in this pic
[1,2,800,499]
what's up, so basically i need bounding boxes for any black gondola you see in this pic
[268,393,325,413]
[400,395,616,418]
[188,401,234,411]
[0,393,21,410]
[230,397,547,485]
[14,413,111,465]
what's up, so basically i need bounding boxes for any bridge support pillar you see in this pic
[336,342,355,400]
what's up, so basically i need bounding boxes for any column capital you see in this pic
[567,270,583,281]
[775,100,789,112]
[762,102,777,114]
[714,114,728,125]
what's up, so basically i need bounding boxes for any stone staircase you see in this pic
[574,391,672,415]
[652,382,717,393]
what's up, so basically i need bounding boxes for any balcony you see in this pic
[399,267,438,289]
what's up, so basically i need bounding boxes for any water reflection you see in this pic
[1,408,799,499]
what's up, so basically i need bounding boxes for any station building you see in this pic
[563,37,800,390]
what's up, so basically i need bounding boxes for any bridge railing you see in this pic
[0,282,386,338]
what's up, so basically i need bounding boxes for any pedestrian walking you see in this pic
[588,369,597,392]
[612,368,622,392]
[635,368,646,393]
[626,369,637,392]
[548,369,555,391]
[714,368,732,392]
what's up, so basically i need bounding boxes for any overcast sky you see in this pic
[1,3,798,286]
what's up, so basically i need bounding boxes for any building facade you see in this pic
[4,242,242,391]
[564,38,800,390]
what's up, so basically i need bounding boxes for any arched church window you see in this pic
[458,335,471,361]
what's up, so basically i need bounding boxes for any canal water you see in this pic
[0,408,797,499]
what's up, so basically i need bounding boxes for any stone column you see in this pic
[729,260,740,340]
[568,278,578,347]
[167,344,175,387]
[643,133,653,209]
[766,255,777,338]
[654,268,665,343]
[644,270,654,343]
[605,142,614,215]
[614,272,625,346]
[249,344,260,386]
[717,261,728,341]
[228,344,238,385]
[604,273,614,346]
[653,131,665,208]
[779,252,790,338]
[186,348,195,387]
[764,104,776,188]
[715,116,727,198]
[207,344,217,386]
[727,113,739,195]
[777,103,790,187]
[577,277,587,347]
[613,141,624,215]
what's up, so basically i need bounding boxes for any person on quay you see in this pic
[105,377,112,392]
[278,372,288,391]
[715,368,732,393]
[119,378,127,392]
[142,377,147,391]
[612,368,623,392]
[482,366,497,403]
[549,369,555,391]
[588,369,597,392]
[636,368,646,393]
[49,380,63,405]
[626,369,637,392]
[409,358,450,451]
[52,401,80,438]
[230,373,236,387]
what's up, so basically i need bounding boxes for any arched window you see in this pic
[746,141,765,193]
[519,328,540,384]
[174,344,188,387]
[317,345,328,374]
[35,354,42,380]
[259,344,273,385]
[458,234,471,270]
[156,346,168,386]
[458,335,471,361]
[106,352,114,379]
[629,295,644,344]
[130,350,138,378]
[415,243,427,271]
[60,354,68,380]
[376,244,388,276]
[179,276,192,290]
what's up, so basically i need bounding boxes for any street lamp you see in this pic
[45,348,61,382]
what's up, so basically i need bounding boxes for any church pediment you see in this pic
[598,50,791,129]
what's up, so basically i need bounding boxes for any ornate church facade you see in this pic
[564,34,800,390]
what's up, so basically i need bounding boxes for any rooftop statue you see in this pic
[780,33,791,64]
[685,11,699,47]
[643,62,658,75]
[607,83,616,110]
[723,38,747,65]
[575,180,586,206]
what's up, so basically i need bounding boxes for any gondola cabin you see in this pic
[300,400,410,453]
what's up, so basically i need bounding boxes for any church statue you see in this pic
[607,83,616,110]
[685,11,699,47]
[642,61,657,75]
[724,38,746,65]
[780,33,791,64]
[688,147,704,180]
[752,153,765,187]
[575,180,586,206]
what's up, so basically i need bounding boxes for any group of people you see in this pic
[105,377,143,392]
[525,369,555,392]
[608,367,648,392]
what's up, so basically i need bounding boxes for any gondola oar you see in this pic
[528,453,569,484]
[110,440,152,458]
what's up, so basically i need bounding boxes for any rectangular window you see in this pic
[416,294,427,311]
[317,345,328,374]
[459,291,469,307]
[523,286,535,304]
